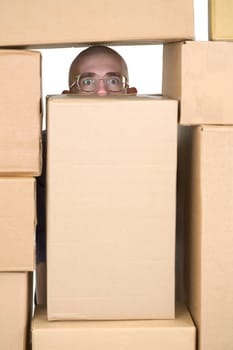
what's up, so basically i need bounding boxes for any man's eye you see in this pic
[108,77,121,85]
[83,78,94,86]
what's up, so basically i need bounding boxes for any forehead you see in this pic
[75,52,124,75]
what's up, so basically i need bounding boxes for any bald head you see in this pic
[69,46,129,96]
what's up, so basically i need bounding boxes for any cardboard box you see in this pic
[32,303,196,350]
[0,50,42,175]
[0,272,32,350]
[47,95,177,320]
[178,126,233,350]
[162,41,233,125]
[0,0,194,47]
[209,0,233,40]
[0,178,36,271]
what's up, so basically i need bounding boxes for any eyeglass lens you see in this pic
[78,74,125,92]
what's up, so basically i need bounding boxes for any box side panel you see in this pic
[0,51,42,175]
[0,272,31,350]
[47,98,177,320]
[162,43,182,101]
[209,0,233,40]
[209,0,216,40]
[0,178,36,271]
[181,42,233,125]
[199,126,233,349]
[33,328,195,350]
[32,304,195,350]
[0,0,194,46]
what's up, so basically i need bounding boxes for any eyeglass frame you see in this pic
[69,72,129,93]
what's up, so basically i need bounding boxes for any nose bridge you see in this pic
[96,78,108,96]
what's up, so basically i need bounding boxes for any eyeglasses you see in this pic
[70,73,128,93]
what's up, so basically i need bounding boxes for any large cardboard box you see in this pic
[162,41,233,125]
[0,272,32,350]
[47,95,177,320]
[32,303,196,350]
[178,126,233,350]
[209,0,233,40]
[0,50,42,175]
[0,178,36,271]
[0,0,194,47]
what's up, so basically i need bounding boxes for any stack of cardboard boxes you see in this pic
[162,1,233,348]
[38,93,196,349]
[0,0,233,349]
[0,51,41,349]
[34,0,195,348]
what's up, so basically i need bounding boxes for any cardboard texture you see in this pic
[178,126,233,350]
[0,272,32,350]
[0,50,42,175]
[162,41,233,125]
[32,303,195,350]
[47,95,177,320]
[0,178,36,271]
[209,0,233,40]
[0,0,194,47]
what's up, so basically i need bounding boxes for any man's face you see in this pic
[70,53,128,96]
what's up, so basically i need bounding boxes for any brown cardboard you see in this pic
[0,178,36,271]
[0,0,194,47]
[47,95,177,320]
[0,272,32,350]
[32,303,196,350]
[162,41,233,125]
[209,0,233,40]
[178,126,233,350]
[0,50,42,175]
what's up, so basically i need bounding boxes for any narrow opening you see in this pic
[38,45,163,129]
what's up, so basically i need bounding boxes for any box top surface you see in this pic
[33,303,194,330]
[0,49,41,56]
[166,40,233,49]
[47,94,178,104]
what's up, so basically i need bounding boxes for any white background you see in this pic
[39,0,208,127]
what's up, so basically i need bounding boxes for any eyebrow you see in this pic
[105,72,121,77]
[78,72,96,77]
[79,72,122,77]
